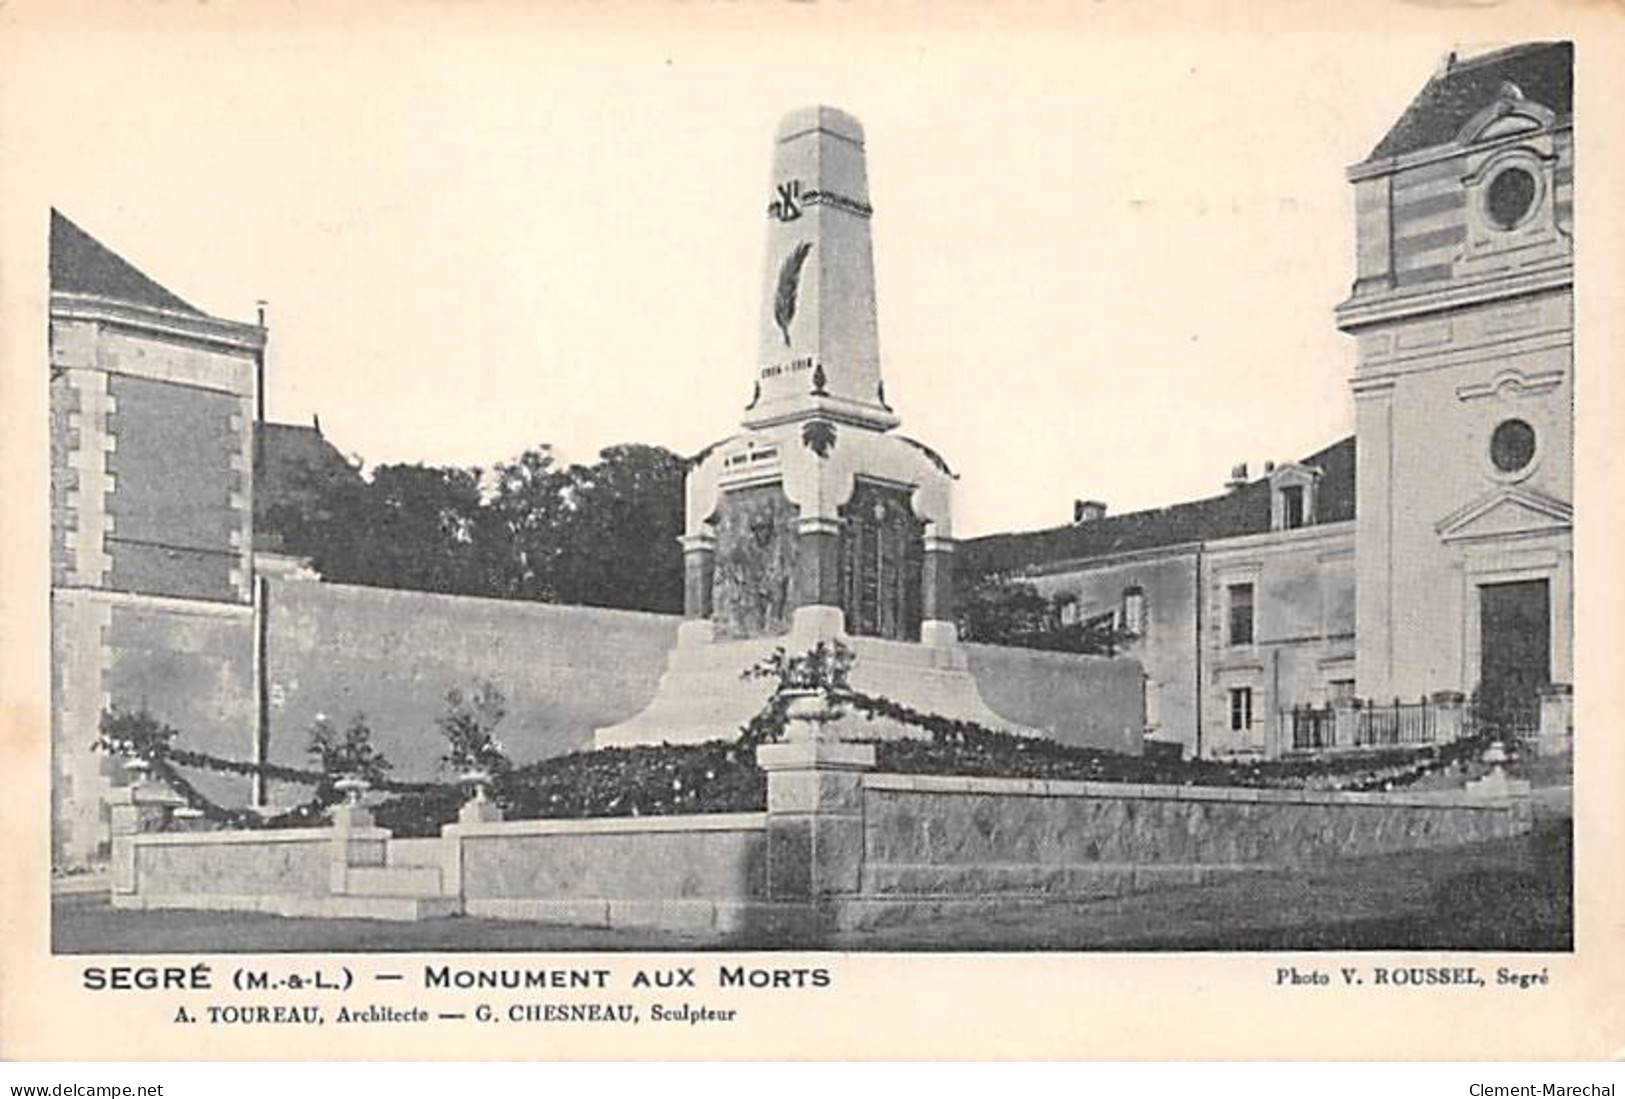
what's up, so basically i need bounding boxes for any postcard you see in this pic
[2,0,1621,1061]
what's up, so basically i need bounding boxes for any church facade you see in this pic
[959,41,1574,759]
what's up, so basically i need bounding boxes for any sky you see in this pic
[23,17,1478,536]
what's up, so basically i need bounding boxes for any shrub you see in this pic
[307,713,392,786]
[95,707,179,760]
[437,679,513,776]
[371,740,766,838]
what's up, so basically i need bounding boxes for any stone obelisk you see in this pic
[595,106,1013,748]
[745,106,897,433]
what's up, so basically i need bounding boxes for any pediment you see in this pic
[1436,486,1572,544]
[1456,84,1556,147]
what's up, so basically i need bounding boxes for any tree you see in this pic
[956,574,1134,656]
[304,462,492,596]
[290,440,688,614]
[487,445,571,602]
[550,444,686,614]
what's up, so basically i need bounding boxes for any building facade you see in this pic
[49,210,266,864]
[958,42,1574,759]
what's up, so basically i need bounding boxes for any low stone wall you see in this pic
[122,829,335,899]
[452,814,769,932]
[856,774,1527,908]
[109,735,1533,941]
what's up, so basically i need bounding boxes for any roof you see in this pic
[253,420,360,553]
[958,436,1356,579]
[49,209,203,315]
[1367,41,1572,162]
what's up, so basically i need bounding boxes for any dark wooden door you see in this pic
[1478,579,1550,722]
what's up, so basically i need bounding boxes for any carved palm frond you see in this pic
[774,241,812,347]
[802,419,837,458]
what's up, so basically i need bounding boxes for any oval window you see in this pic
[1490,418,1537,474]
[1486,167,1537,230]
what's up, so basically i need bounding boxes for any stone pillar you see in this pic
[108,773,184,899]
[1330,696,1361,750]
[328,792,389,894]
[755,692,874,936]
[677,532,717,648]
[439,788,503,903]
[1536,683,1574,757]
[920,534,957,646]
[790,517,846,641]
[1430,690,1466,744]
[680,533,716,620]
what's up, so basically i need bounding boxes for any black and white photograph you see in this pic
[3,2,1620,1064]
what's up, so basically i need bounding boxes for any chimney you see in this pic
[1225,462,1249,492]
[254,299,269,425]
[1263,460,1275,474]
[1073,499,1107,524]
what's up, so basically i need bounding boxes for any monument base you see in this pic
[592,619,1023,748]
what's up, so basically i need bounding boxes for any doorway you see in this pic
[1477,578,1550,725]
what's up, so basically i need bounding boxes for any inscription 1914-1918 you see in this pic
[761,356,816,380]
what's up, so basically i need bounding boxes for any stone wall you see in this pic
[963,643,1144,755]
[263,580,680,784]
[112,765,1531,941]
[129,830,333,898]
[455,814,769,931]
[104,597,257,806]
[851,773,1526,920]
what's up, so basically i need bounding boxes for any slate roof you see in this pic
[49,209,203,315]
[253,420,360,553]
[958,436,1355,580]
[1366,41,1572,162]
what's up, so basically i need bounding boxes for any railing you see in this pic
[1282,696,1460,755]
[1281,686,1568,757]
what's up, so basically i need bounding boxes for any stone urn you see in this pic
[123,755,153,786]
[779,688,846,743]
[460,767,494,804]
[457,766,503,825]
[333,774,371,806]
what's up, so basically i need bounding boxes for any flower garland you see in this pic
[835,687,1489,793]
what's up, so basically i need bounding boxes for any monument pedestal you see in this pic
[594,625,1017,748]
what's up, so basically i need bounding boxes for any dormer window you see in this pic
[1269,463,1319,532]
[1280,485,1306,530]
[1453,82,1565,277]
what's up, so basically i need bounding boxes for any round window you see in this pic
[1486,167,1538,230]
[1490,418,1537,474]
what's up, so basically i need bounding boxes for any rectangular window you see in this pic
[1121,587,1145,635]
[1330,679,1356,700]
[1228,583,1254,645]
[1281,485,1305,529]
[1229,687,1253,732]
